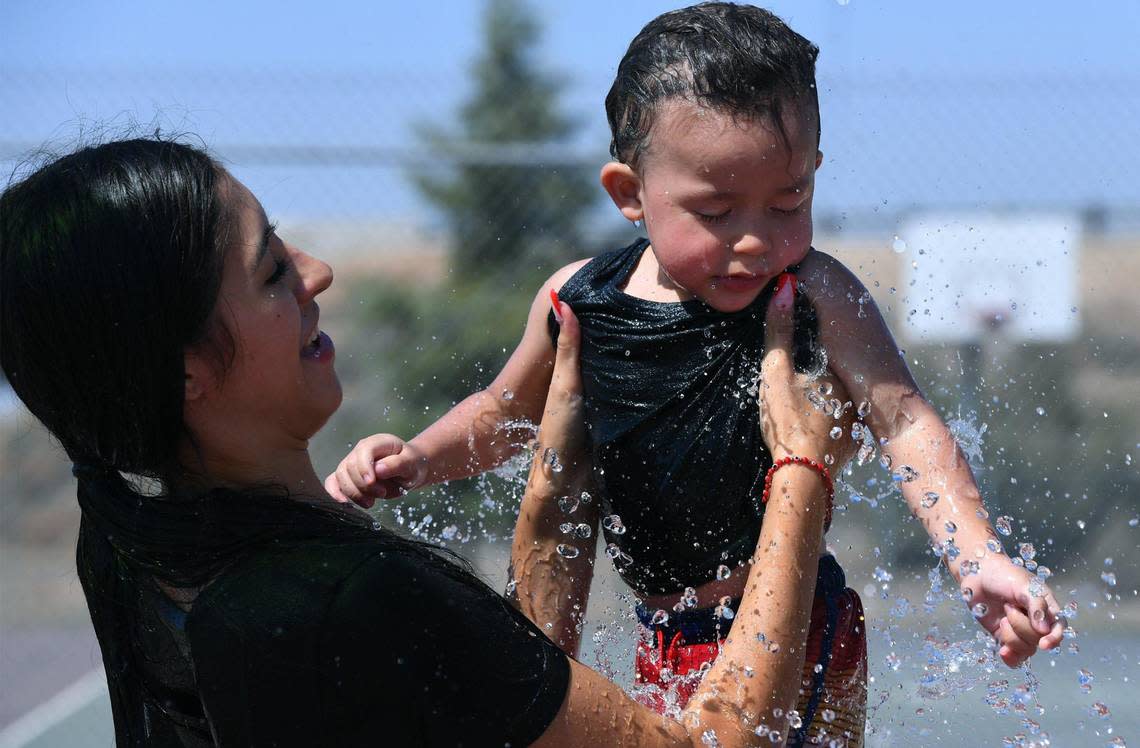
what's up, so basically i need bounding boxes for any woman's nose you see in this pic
[291,245,333,302]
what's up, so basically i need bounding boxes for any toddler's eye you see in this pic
[697,209,730,224]
[772,204,806,216]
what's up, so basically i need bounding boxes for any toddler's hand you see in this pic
[324,434,427,508]
[961,555,1063,667]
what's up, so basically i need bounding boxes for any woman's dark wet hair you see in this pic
[1,139,486,743]
[605,2,820,167]
[1,138,230,478]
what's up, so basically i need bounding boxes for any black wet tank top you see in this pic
[549,239,821,594]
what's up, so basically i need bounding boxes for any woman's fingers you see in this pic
[550,293,582,396]
[760,273,797,381]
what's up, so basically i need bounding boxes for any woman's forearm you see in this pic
[509,448,598,656]
[683,465,829,745]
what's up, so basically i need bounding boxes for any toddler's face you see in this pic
[635,99,821,312]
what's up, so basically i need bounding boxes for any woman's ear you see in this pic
[184,351,212,403]
[599,162,644,223]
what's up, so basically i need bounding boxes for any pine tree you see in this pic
[415,0,595,275]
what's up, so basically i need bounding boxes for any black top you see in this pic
[550,240,820,594]
[117,537,570,746]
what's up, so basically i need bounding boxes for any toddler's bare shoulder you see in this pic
[548,257,594,291]
[798,248,869,312]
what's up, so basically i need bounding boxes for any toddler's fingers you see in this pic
[1023,586,1057,636]
[324,473,350,503]
[996,616,1034,666]
[1002,603,1042,651]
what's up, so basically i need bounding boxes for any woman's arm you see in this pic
[509,306,600,655]
[530,279,844,747]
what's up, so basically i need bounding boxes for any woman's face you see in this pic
[188,176,342,452]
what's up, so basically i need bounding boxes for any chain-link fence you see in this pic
[2,64,1139,744]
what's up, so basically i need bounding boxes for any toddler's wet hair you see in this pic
[606,2,820,166]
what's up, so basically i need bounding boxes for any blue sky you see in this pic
[3,0,1139,225]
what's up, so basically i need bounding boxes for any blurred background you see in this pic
[1,0,1137,745]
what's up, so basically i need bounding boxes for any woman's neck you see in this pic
[177,439,327,500]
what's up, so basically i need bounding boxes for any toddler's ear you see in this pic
[815,150,824,170]
[600,162,644,223]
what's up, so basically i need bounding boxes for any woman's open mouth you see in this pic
[301,329,335,362]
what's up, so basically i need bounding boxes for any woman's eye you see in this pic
[266,257,289,285]
[696,210,730,224]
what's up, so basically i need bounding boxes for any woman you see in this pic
[1,138,850,746]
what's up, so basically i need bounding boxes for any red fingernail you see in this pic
[550,288,563,324]
[773,273,795,310]
[775,272,797,297]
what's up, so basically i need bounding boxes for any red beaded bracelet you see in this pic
[761,455,835,530]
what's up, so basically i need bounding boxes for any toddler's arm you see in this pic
[797,250,1063,665]
[326,260,590,505]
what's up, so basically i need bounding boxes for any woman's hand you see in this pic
[529,294,591,495]
[759,273,857,470]
[511,295,597,655]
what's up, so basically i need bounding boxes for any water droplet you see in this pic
[960,560,979,577]
[879,454,893,471]
[829,426,843,440]
[856,443,875,466]
[972,602,989,618]
[574,523,592,539]
[1035,405,1045,416]
[1100,571,1117,587]
[945,521,958,534]
[976,506,989,519]
[986,538,1005,554]
[556,543,580,559]
[650,609,669,626]
[700,729,720,747]
[767,640,780,653]
[1077,668,1094,693]
[370,519,383,532]
[818,381,834,396]
[504,579,518,597]
[1028,578,1045,598]
[559,522,575,534]
[602,514,627,535]
[543,447,563,472]
[1036,565,1052,579]
[716,564,732,580]
[857,400,872,418]
[673,601,686,613]
[961,586,974,601]
[995,516,1014,536]
[822,708,836,723]
[1019,543,1036,561]
[1089,702,1111,719]
[892,464,919,483]
[558,495,579,514]
[787,710,803,729]
[921,491,940,508]
[891,235,907,253]
[501,388,514,401]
